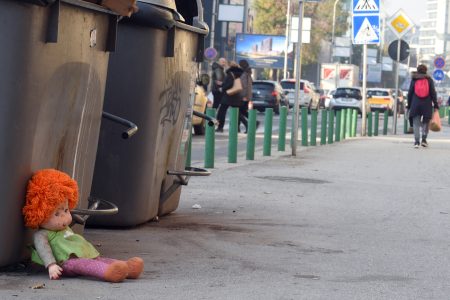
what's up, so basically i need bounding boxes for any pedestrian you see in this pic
[447,94,450,107]
[216,62,245,132]
[211,57,227,109]
[238,59,253,133]
[407,64,439,148]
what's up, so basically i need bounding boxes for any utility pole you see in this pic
[292,0,304,156]
[283,0,292,79]
[243,0,249,34]
[331,0,340,62]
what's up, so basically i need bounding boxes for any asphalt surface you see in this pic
[1,116,450,300]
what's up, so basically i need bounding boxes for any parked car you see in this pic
[329,87,370,115]
[192,74,210,135]
[367,88,395,114]
[252,80,288,114]
[280,79,320,111]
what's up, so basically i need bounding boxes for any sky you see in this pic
[383,0,426,25]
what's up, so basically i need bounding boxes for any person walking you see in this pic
[407,64,439,148]
[216,62,244,132]
[238,59,253,133]
[211,58,227,109]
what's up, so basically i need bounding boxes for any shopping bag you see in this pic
[429,110,441,132]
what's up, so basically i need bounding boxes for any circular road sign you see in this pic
[204,47,218,60]
[434,56,446,69]
[388,40,410,61]
[433,69,445,81]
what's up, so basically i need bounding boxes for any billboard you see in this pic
[235,34,294,69]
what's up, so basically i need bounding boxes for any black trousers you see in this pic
[217,104,248,130]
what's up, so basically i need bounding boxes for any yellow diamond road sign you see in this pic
[388,9,414,38]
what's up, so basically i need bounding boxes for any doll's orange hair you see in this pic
[22,169,79,229]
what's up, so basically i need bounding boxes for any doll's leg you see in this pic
[62,257,127,282]
[96,256,144,279]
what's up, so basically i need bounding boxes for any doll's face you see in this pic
[41,200,72,231]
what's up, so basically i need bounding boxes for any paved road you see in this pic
[1,115,448,300]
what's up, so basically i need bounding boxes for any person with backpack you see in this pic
[407,64,439,148]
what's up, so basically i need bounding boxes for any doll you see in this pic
[22,169,144,282]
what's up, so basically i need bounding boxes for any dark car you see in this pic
[252,80,289,114]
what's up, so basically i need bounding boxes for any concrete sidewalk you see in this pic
[1,125,450,300]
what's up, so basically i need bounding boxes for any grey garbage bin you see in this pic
[88,0,209,227]
[0,0,117,268]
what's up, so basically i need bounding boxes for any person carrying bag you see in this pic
[407,64,439,148]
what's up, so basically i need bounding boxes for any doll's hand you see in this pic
[48,263,63,280]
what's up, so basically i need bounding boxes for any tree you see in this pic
[252,0,349,64]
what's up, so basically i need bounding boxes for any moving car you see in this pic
[280,79,320,111]
[252,80,288,114]
[366,88,395,114]
[329,87,370,115]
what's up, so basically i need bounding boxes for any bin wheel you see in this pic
[71,197,118,225]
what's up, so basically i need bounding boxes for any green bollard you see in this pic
[345,108,351,138]
[448,107,450,125]
[374,111,379,136]
[246,109,257,160]
[263,108,273,156]
[204,108,216,168]
[320,109,327,145]
[278,106,287,151]
[310,109,318,146]
[328,110,334,144]
[403,112,408,134]
[340,109,346,140]
[368,112,373,137]
[335,110,341,142]
[352,109,358,137]
[383,110,388,135]
[301,107,308,146]
[228,107,239,163]
[439,107,444,118]
[186,130,192,168]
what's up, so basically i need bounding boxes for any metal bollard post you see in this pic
[278,106,287,151]
[328,110,334,144]
[186,130,192,167]
[263,108,273,156]
[368,112,373,137]
[374,111,379,136]
[340,109,346,140]
[228,107,239,163]
[335,110,341,142]
[403,112,408,134]
[310,109,318,146]
[346,108,351,138]
[383,110,388,135]
[246,109,257,160]
[321,109,327,145]
[204,108,216,168]
[351,109,357,137]
[301,107,308,146]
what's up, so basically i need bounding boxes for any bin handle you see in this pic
[71,196,118,225]
[102,111,138,139]
[192,111,218,127]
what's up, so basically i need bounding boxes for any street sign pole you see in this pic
[283,0,291,80]
[393,38,401,134]
[362,44,367,136]
[292,0,304,156]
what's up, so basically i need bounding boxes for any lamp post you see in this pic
[331,0,340,62]
[283,0,292,79]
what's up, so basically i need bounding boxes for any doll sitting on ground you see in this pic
[22,169,144,282]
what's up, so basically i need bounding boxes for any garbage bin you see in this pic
[0,0,118,267]
[88,0,209,227]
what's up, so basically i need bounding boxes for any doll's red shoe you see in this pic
[126,257,144,279]
[104,261,128,282]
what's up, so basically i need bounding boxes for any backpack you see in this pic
[414,78,429,98]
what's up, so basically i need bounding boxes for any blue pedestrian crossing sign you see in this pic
[352,0,380,44]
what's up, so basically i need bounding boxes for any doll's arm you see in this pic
[34,230,63,279]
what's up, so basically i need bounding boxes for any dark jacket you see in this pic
[221,66,244,107]
[211,62,225,93]
[407,72,439,121]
